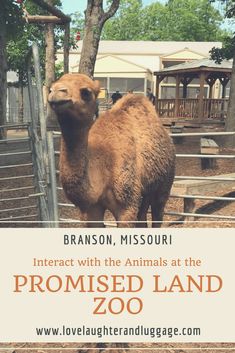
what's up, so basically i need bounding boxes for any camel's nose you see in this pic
[48,89,72,112]
[48,87,71,107]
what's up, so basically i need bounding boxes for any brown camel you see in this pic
[48,74,175,227]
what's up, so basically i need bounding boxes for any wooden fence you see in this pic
[156,98,229,120]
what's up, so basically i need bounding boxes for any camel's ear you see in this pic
[93,80,100,98]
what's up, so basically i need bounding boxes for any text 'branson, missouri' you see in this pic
[63,233,173,246]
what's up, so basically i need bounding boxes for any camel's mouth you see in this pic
[49,99,73,110]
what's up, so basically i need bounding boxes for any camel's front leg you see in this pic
[84,205,105,228]
[116,206,138,228]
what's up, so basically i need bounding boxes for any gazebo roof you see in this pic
[154,58,232,76]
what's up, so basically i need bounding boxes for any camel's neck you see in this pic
[59,117,92,179]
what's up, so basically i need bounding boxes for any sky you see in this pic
[61,0,163,15]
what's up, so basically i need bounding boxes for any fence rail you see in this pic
[175,176,235,181]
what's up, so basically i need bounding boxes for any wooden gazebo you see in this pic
[154,58,232,121]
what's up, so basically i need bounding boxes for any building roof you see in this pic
[65,40,222,57]
[161,47,207,59]
[71,54,151,73]
[154,58,232,76]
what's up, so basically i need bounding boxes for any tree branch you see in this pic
[101,0,120,24]
[30,0,70,23]
[27,15,64,24]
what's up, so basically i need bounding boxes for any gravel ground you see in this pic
[1,342,235,353]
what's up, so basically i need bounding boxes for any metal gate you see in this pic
[0,123,40,224]
[0,44,55,227]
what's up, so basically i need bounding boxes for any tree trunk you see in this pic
[64,22,70,74]
[79,3,103,77]
[79,0,120,77]
[0,7,7,138]
[44,0,58,129]
[18,71,24,124]
[45,18,55,91]
[225,49,235,147]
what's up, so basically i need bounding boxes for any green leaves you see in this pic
[210,1,235,62]
[5,0,63,83]
[3,0,24,41]
[99,0,226,41]
[210,33,235,63]
[102,0,144,40]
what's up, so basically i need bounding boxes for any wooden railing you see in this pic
[203,99,228,120]
[157,99,175,117]
[156,98,229,120]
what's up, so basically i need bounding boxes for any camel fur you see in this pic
[48,73,175,227]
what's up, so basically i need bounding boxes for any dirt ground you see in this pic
[0,129,235,228]
[1,342,235,353]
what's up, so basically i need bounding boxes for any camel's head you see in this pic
[48,74,100,124]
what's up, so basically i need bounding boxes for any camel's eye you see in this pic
[80,88,92,101]
[58,88,68,93]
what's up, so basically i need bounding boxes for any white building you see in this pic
[57,40,222,97]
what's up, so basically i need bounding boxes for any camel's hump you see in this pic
[110,94,154,113]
